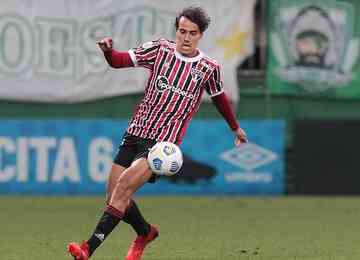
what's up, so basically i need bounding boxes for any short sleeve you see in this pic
[128,39,161,70]
[205,65,224,97]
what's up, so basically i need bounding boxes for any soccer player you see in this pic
[67,6,247,260]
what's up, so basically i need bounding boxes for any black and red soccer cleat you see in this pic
[126,225,159,260]
[67,241,90,260]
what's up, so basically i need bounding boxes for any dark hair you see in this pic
[175,6,211,33]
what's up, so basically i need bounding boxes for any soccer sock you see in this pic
[123,199,150,236]
[87,205,123,256]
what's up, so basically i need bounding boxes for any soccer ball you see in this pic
[147,141,183,176]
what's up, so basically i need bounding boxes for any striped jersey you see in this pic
[127,38,224,144]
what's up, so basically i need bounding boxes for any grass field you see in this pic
[1,196,360,260]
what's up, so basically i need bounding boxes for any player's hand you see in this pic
[97,37,113,52]
[234,127,247,146]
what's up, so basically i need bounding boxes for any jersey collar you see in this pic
[175,50,203,62]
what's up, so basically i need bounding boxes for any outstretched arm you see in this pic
[97,37,134,68]
[211,92,248,146]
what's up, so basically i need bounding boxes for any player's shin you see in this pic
[123,199,151,236]
[86,205,124,256]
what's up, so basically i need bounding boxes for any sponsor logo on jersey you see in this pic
[156,76,169,92]
[155,76,194,99]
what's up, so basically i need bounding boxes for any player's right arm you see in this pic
[97,37,134,68]
[98,37,162,69]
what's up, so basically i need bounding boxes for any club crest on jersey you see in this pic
[191,68,204,81]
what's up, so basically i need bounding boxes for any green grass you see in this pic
[1,196,360,260]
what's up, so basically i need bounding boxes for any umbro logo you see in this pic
[221,143,278,170]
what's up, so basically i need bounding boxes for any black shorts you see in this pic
[113,132,159,183]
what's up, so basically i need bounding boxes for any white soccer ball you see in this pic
[147,141,183,176]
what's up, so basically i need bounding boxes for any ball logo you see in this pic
[156,76,169,92]
[169,161,179,173]
[163,145,176,156]
[152,158,163,171]
[147,141,183,176]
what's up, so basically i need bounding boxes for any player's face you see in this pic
[175,16,203,57]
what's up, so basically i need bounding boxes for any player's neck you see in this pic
[182,50,199,58]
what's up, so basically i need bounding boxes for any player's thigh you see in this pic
[108,134,138,195]
[107,163,126,196]
[117,158,153,193]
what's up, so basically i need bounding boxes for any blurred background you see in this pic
[1,0,359,196]
[1,0,360,259]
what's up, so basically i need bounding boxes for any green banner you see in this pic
[267,0,360,98]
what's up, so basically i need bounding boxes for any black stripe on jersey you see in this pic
[205,66,221,95]
[135,45,159,56]
[137,50,170,130]
[136,45,159,67]
[183,62,199,91]
[163,122,176,141]
[174,92,202,143]
[145,49,169,97]
[159,61,198,134]
[193,65,209,91]
[172,61,210,142]
[140,54,177,137]
[146,56,181,138]
[155,61,199,141]
[171,63,207,142]
[165,55,177,77]
[138,53,158,66]
[213,67,222,93]
[172,61,186,85]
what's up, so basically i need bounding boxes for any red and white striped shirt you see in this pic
[126,38,224,144]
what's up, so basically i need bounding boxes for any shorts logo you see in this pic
[155,76,194,99]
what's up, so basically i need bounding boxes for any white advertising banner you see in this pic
[0,0,255,103]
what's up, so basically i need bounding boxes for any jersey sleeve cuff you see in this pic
[128,50,138,67]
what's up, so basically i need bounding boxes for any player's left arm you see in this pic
[205,65,247,146]
[212,92,247,146]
